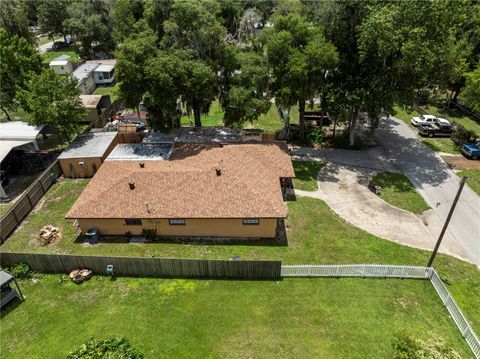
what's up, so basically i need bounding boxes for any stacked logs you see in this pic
[38,225,61,246]
[69,269,93,284]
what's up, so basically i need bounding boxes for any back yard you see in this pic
[0,275,473,358]
[1,175,479,335]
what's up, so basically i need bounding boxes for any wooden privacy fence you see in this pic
[0,161,62,243]
[0,252,281,279]
[282,264,480,358]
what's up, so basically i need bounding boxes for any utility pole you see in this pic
[427,176,467,267]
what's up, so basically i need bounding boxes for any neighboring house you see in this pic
[79,95,111,123]
[58,132,118,178]
[72,63,99,95]
[66,142,295,239]
[93,64,115,85]
[49,54,73,75]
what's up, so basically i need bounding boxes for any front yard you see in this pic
[457,169,480,195]
[370,172,430,213]
[0,275,473,358]
[1,177,479,334]
[292,160,325,191]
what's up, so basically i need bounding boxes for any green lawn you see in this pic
[370,172,430,213]
[457,169,480,195]
[2,178,479,334]
[0,108,32,123]
[36,36,62,46]
[292,160,325,191]
[393,104,480,154]
[180,99,224,127]
[0,275,473,358]
[92,83,120,103]
[41,44,81,64]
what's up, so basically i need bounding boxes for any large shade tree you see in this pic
[22,70,85,144]
[0,29,42,120]
[0,0,32,43]
[264,13,338,141]
[37,0,70,41]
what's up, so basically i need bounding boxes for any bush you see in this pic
[66,337,143,359]
[125,231,132,238]
[451,122,477,146]
[7,263,32,279]
[306,127,326,146]
[141,228,156,240]
[392,331,460,359]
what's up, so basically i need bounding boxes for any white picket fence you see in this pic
[281,264,479,358]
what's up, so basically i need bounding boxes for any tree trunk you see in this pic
[137,105,141,120]
[63,33,67,42]
[298,99,306,143]
[332,118,337,139]
[1,107,12,121]
[193,100,202,127]
[348,108,358,147]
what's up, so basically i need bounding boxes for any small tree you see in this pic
[22,70,85,145]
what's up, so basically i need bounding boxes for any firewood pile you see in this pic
[38,225,61,246]
[69,269,93,284]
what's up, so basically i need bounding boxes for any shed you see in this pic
[58,132,118,178]
[0,270,24,309]
[49,54,73,75]
[0,121,46,151]
[72,63,99,94]
[93,64,115,85]
[79,95,111,123]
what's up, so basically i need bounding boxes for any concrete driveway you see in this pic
[37,41,54,54]
[375,117,480,266]
[295,163,467,261]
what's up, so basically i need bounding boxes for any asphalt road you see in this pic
[376,117,480,267]
[37,41,54,54]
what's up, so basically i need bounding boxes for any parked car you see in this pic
[411,114,450,127]
[51,41,67,50]
[418,120,452,137]
[461,141,480,160]
[65,37,76,45]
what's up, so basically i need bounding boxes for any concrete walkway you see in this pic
[295,162,468,262]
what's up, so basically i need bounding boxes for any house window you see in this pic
[243,218,260,225]
[102,72,110,79]
[125,219,142,225]
[169,219,186,225]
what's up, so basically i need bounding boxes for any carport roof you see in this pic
[0,121,45,141]
[58,132,118,159]
[0,140,33,163]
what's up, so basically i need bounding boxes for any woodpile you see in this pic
[69,269,93,284]
[38,225,61,246]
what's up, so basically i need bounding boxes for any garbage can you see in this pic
[85,227,99,243]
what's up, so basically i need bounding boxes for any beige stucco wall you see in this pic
[60,157,103,178]
[76,218,278,238]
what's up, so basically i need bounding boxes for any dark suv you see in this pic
[418,120,452,137]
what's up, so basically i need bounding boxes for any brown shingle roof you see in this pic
[66,143,294,219]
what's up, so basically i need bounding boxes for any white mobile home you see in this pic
[94,64,115,85]
[49,55,74,75]
[72,63,99,95]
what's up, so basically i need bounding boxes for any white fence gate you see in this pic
[281,264,479,358]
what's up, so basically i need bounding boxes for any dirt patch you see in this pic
[441,155,480,170]
[394,297,420,310]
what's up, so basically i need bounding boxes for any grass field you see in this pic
[2,177,479,334]
[393,104,480,154]
[92,83,120,103]
[0,275,473,358]
[370,172,430,213]
[41,44,81,64]
[457,169,480,195]
[292,160,325,191]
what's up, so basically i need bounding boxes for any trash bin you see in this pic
[85,227,99,243]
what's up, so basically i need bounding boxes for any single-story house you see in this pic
[72,63,99,95]
[66,142,295,239]
[93,64,115,85]
[58,132,118,178]
[79,94,111,123]
[49,54,74,75]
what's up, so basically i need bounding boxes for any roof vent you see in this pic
[129,181,135,190]
[216,168,222,176]
[139,162,145,168]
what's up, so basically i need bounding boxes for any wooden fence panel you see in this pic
[0,252,281,279]
[0,161,62,243]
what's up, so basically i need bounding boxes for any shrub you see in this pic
[125,231,132,238]
[141,228,156,240]
[306,127,326,146]
[392,331,460,359]
[66,337,143,359]
[7,263,32,279]
[451,122,477,146]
